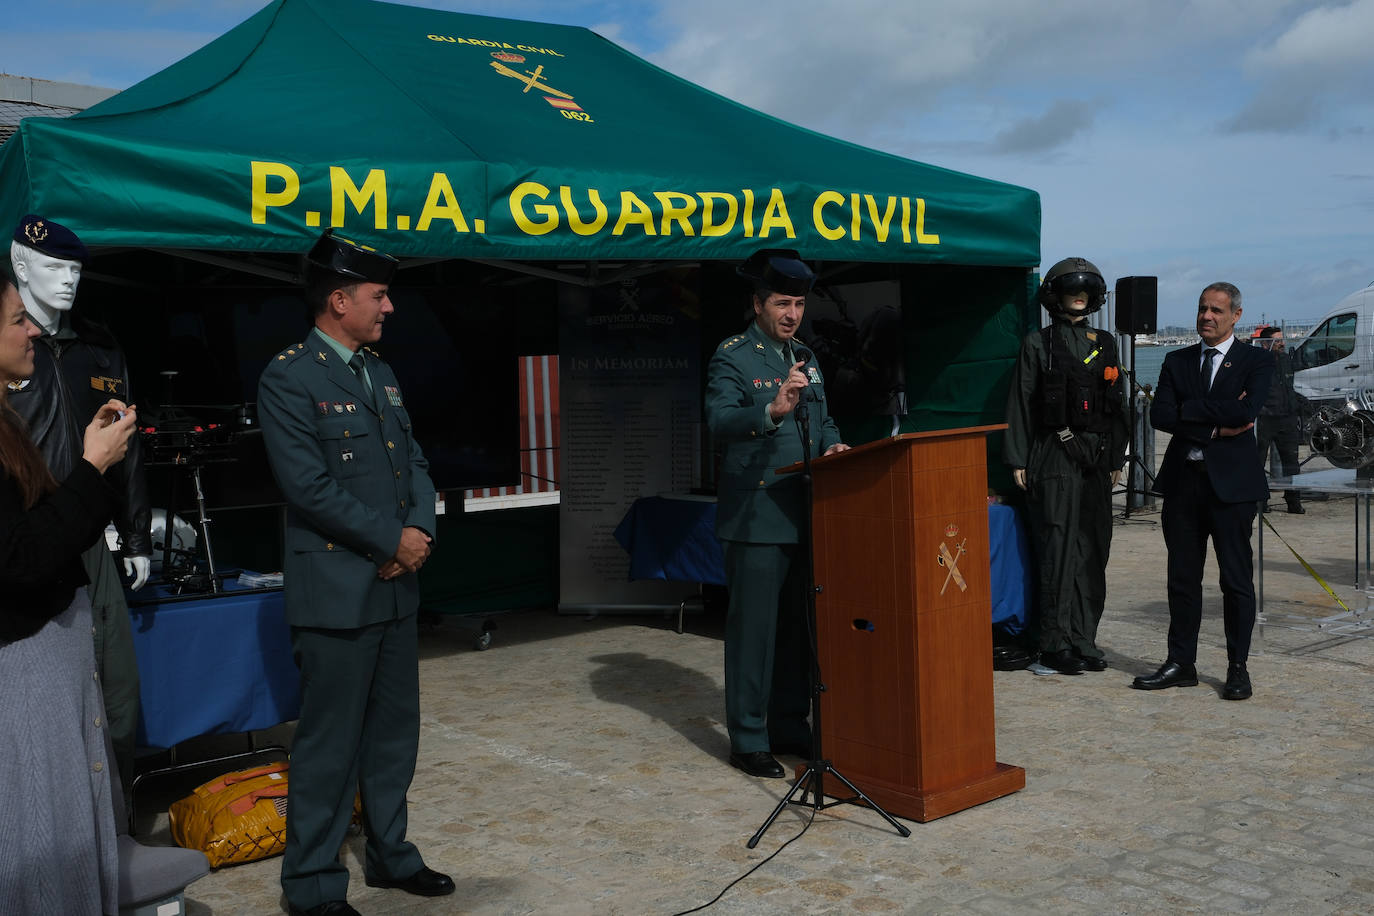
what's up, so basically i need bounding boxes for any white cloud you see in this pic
[1246,0,1374,71]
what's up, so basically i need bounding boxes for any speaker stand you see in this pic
[1117,331,1157,523]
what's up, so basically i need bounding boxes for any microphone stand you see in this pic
[747,387,910,848]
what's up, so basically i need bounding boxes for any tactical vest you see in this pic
[1038,325,1121,433]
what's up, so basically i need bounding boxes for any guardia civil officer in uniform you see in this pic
[706,248,849,779]
[258,231,451,916]
[1004,257,1128,675]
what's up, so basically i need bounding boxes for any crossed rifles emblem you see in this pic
[938,538,968,595]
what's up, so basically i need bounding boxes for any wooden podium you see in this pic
[786,426,1024,822]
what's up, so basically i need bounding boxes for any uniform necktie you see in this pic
[1200,347,1219,390]
[349,352,373,399]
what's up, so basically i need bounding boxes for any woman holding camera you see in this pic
[0,271,139,915]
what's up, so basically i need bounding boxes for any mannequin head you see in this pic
[1060,289,1092,321]
[10,216,88,335]
[1038,256,1106,320]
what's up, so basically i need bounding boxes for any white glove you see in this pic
[125,555,151,591]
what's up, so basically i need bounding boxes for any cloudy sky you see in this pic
[4,0,1371,329]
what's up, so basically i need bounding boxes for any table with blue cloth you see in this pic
[127,580,300,749]
[613,494,726,586]
[613,496,1030,633]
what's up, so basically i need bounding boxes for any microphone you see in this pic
[790,344,815,410]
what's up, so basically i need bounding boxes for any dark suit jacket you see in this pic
[1151,338,1273,504]
[258,328,436,629]
[706,321,841,544]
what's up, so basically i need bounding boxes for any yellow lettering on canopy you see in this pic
[654,191,697,236]
[560,186,608,235]
[901,197,911,244]
[511,181,558,235]
[915,197,940,245]
[742,189,755,238]
[330,167,388,229]
[698,193,738,237]
[250,161,300,224]
[416,172,470,233]
[758,189,795,239]
[612,191,657,236]
[812,191,845,241]
[865,194,897,243]
[849,193,861,240]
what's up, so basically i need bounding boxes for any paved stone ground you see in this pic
[138,486,1374,915]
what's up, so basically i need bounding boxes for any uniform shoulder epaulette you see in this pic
[718,335,747,352]
[273,342,309,363]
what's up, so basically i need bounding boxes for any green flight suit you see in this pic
[706,321,841,753]
[258,327,437,911]
[1003,319,1128,658]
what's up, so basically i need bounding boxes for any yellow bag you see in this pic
[169,762,290,867]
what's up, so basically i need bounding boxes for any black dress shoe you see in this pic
[1077,654,1109,672]
[1038,649,1085,675]
[288,902,361,916]
[1286,503,1305,514]
[729,751,784,778]
[1222,663,1252,700]
[1131,659,1198,690]
[365,866,455,897]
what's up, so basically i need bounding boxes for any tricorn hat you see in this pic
[13,214,89,263]
[737,248,815,297]
[305,229,398,286]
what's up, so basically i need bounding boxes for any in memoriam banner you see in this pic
[558,270,702,612]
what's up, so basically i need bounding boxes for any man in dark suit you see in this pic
[258,231,451,916]
[1134,282,1273,700]
[706,248,849,778]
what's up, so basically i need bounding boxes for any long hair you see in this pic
[0,273,57,508]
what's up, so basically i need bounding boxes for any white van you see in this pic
[1291,281,1374,403]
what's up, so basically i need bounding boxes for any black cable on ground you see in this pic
[668,804,818,916]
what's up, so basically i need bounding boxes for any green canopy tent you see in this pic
[0,0,1041,611]
[0,0,1039,429]
[0,0,1037,265]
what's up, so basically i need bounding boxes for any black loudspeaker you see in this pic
[1115,276,1157,335]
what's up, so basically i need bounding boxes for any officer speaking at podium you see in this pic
[706,248,849,779]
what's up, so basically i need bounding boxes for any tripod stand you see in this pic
[1118,331,1158,521]
[747,396,910,848]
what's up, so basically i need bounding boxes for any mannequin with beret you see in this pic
[9,214,151,806]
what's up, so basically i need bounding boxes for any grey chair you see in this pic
[106,733,211,916]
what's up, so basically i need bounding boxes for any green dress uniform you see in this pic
[706,320,842,753]
[1003,319,1128,660]
[258,327,436,911]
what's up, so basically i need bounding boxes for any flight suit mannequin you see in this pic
[9,215,150,802]
[1004,257,1128,675]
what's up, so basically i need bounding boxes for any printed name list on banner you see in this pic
[558,271,701,612]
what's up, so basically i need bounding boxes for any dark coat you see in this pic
[1151,339,1273,504]
[257,329,436,629]
[0,453,115,642]
[7,316,152,557]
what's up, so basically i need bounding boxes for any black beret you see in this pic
[305,229,398,286]
[13,214,89,263]
[737,248,814,297]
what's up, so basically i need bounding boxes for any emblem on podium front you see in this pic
[938,533,967,595]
